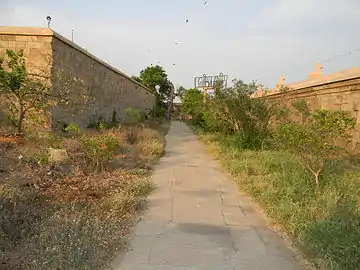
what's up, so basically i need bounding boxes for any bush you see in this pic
[80,133,120,171]
[182,80,275,149]
[87,116,110,130]
[97,120,108,130]
[274,109,355,185]
[64,123,80,136]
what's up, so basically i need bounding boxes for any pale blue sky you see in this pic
[1,0,360,88]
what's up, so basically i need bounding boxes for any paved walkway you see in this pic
[113,121,305,270]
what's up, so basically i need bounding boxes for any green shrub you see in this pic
[274,109,355,185]
[87,116,110,130]
[80,134,120,171]
[97,120,108,130]
[64,123,80,136]
[181,80,275,149]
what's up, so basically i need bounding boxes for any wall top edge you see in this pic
[0,26,53,36]
[264,77,360,98]
[0,26,154,96]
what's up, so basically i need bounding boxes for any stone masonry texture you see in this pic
[0,26,156,130]
[112,121,306,270]
[265,76,360,152]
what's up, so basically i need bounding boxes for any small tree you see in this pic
[204,79,276,147]
[274,109,355,185]
[181,88,205,125]
[139,65,173,101]
[0,50,49,133]
[0,49,93,134]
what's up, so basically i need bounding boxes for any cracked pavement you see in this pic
[112,121,305,270]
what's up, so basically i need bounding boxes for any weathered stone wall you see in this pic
[264,74,360,152]
[0,26,156,131]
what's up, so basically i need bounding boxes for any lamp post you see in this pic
[46,16,52,28]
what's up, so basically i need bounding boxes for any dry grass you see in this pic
[135,127,165,159]
[0,120,169,270]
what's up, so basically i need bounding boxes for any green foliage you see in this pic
[139,65,173,100]
[0,49,49,133]
[273,106,290,123]
[183,79,275,149]
[292,98,310,120]
[125,107,142,124]
[153,99,168,118]
[87,116,109,130]
[64,123,80,136]
[132,65,173,119]
[97,120,108,130]
[275,109,356,185]
[80,133,120,171]
[181,88,204,124]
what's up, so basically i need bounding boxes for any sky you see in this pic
[1,0,360,89]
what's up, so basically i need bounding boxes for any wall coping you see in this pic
[287,67,360,90]
[265,77,360,99]
[258,67,360,98]
[0,26,154,96]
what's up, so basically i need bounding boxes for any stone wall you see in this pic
[262,66,360,152]
[0,26,156,131]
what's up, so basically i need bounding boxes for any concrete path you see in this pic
[113,121,305,270]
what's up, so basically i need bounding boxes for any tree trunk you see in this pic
[314,172,320,186]
[303,161,323,186]
[16,106,24,134]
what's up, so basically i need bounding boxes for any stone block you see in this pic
[27,41,44,49]
[15,35,38,42]
[0,41,9,49]
[0,35,16,41]
[48,148,69,163]
[6,40,16,49]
